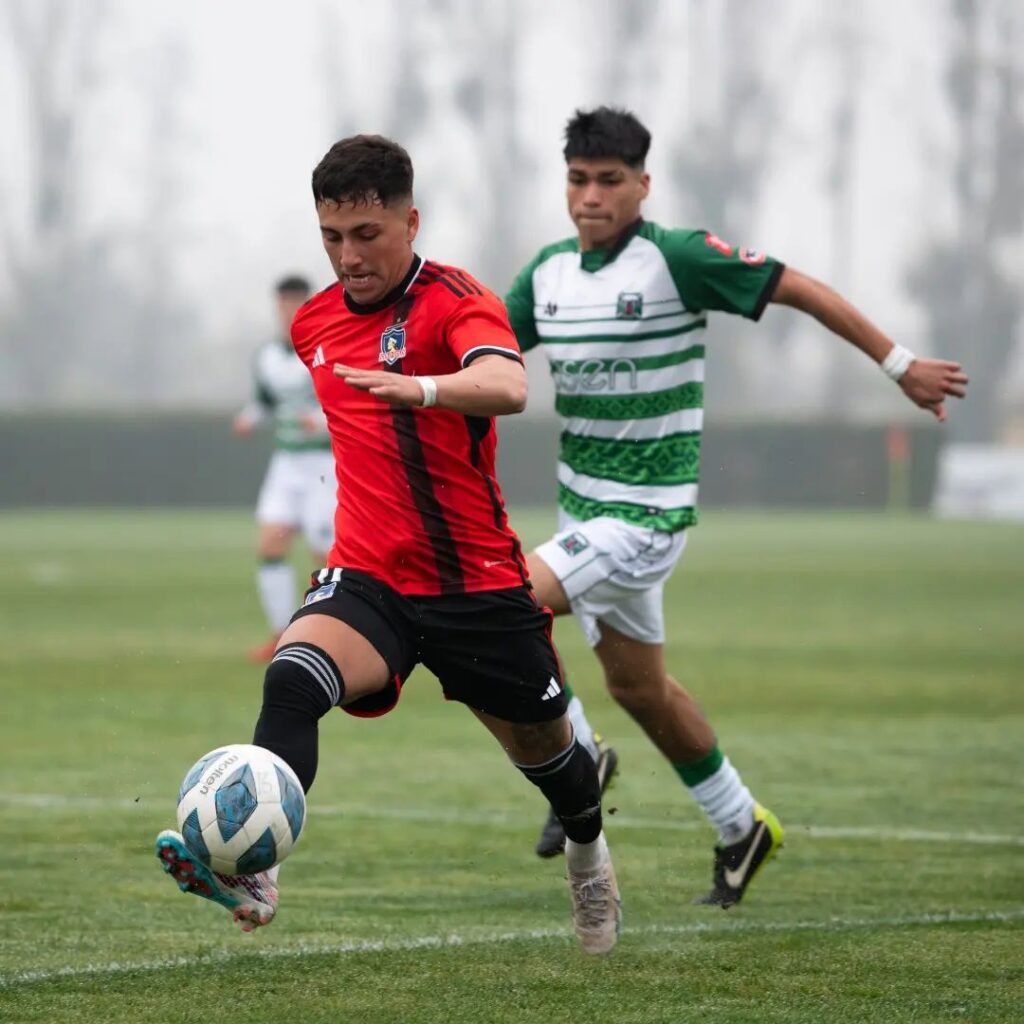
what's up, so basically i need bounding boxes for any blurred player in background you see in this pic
[233,275,336,663]
[506,106,968,903]
[157,135,622,955]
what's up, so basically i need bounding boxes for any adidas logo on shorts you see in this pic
[540,676,562,701]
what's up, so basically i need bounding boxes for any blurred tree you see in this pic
[602,0,658,110]
[668,0,788,413]
[317,0,526,291]
[0,0,106,402]
[907,0,1024,442]
[127,32,199,404]
[450,1,524,288]
[823,4,865,415]
[317,0,426,143]
[0,0,196,407]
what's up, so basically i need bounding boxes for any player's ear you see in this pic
[638,171,650,201]
[406,205,420,243]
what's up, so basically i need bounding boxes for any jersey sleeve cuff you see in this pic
[461,345,524,367]
[748,261,785,321]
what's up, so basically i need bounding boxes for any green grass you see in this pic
[0,508,1022,1023]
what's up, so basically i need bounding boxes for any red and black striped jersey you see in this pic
[291,255,529,596]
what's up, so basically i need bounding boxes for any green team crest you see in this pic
[557,532,590,557]
[616,292,643,319]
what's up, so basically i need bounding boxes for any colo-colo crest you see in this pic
[379,325,407,365]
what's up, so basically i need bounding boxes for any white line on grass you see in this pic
[796,824,1024,846]
[3,793,1023,848]
[2,908,1022,990]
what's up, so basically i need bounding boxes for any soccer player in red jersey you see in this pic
[155,135,621,954]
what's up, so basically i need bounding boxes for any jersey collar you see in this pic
[343,254,423,315]
[579,218,643,273]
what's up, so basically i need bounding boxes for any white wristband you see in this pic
[415,375,438,408]
[880,344,915,382]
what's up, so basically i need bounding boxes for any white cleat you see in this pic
[155,829,278,933]
[566,834,621,955]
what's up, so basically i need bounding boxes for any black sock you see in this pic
[252,643,343,793]
[517,739,603,844]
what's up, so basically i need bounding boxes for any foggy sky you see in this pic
[0,0,1021,420]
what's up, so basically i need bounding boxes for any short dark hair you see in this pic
[311,134,414,207]
[275,274,311,295]
[563,107,651,169]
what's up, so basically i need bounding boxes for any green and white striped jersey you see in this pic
[241,339,331,452]
[506,220,783,531]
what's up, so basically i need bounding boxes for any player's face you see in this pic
[317,197,419,304]
[566,158,650,251]
[276,291,308,337]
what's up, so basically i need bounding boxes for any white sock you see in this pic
[565,831,608,874]
[688,757,755,845]
[566,695,599,760]
[266,864,280,885]
[257,561,296,631]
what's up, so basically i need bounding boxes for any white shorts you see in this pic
[255,450,337,555]
[534,512,687,648]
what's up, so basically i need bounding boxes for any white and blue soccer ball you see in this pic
[176,743,306,875]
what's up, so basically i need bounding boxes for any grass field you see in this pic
[0,508,1021,1024]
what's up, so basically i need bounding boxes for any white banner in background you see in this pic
[934,445,1024,521]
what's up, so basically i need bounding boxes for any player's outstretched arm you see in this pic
[770,267,969,421]
[333,353,527,416]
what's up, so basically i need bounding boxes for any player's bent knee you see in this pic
[253,644,346,792]
[263,643,345,713]
[279,614,391,697]
[604,671,668,713]
[506,716,573,763]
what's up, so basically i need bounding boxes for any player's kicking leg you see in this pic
[155,830,279,932]
[156,609,386,932]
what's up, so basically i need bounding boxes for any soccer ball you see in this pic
[176,743,306,875]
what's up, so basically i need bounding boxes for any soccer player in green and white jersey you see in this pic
[505,107,969,905]
[234,275,337,663]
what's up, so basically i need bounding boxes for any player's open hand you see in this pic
[333,364,428,407]
[898,358,969,422]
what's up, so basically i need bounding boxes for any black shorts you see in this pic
[290,568,568,724]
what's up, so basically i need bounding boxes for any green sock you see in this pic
[673,745,755,844]
[673,745,724,787]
